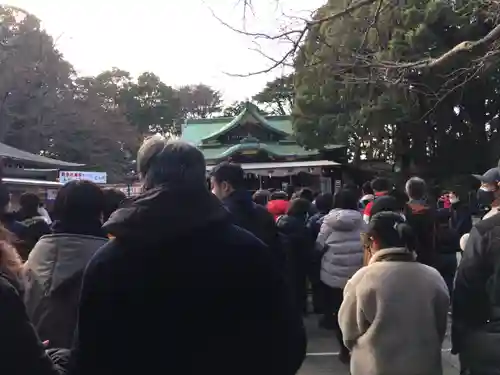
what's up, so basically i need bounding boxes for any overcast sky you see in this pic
[7,0,325,102]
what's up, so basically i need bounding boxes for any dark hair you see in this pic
[370,196,400,218]
[298,188,314,202]
[287,198,311,218]
[137,137,207,190]
[252,190,270,206]
[387,189,408,211]
[19,193,41,217]
[102,188,127,222]
[362,181,374,195]
[368,211,415,249]
[270,191,288,201]
[210,162,245,190]
[371,178,391,193]
[314,193,333,213]
[53,180,105,222]
[405,177,427,200]
[333,189,359,210]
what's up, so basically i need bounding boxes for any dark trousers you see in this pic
[309,251,325,313]
[435,253,458,298]
[321,282,349,355]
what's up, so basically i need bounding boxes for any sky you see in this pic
[7,0,325,103]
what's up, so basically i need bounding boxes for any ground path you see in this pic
[298,315,460,375]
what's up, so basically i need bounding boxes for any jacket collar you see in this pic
[104,184,229,244]
[369,247,416,264]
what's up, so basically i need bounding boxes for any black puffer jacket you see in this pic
[452,213,500,372]
[0,272,68,375]
[277,215,312,313]
[69,185,306,375]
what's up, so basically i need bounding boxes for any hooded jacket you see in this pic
[317,209,366,288]
[24,234,108,348]
[404,201,436,266]
[68,185,306,375]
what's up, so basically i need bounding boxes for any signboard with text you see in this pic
[59,171,107,184]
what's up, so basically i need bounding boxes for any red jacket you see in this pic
[267,200,289,221]
[363,192,388,222]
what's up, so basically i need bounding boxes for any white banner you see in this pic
[59,171,107,184]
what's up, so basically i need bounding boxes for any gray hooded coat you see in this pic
[317,209,366,289]
[23,234,108,348]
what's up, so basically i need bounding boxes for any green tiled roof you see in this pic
[181,101,345,162]
[181,118,231,145]
[181,102,293,146]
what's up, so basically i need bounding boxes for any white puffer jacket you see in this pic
[317,209,366,288]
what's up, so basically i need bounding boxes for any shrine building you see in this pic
[181,102,345,192]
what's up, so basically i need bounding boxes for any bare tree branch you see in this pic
[225,27,307,77]
[218,0,500,81]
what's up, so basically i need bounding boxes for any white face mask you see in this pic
[450,197,459,204]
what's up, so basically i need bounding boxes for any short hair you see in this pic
[252,190,270,206]
[19,193,41,217]
[333,189,359,210]
[287,198,311,218]
[362,181,374,195]
[405,177,427,200]
[371,177,391,193]
[53,180,105,222]
[137,136,206,190]
[298,188,314,202]
[270,190,288,201]
[102,188,127,222]
[210,162,245,190]
[370,196,400,218]
[314,193,333,213]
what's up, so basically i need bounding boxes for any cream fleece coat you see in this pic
[338,247,450,375]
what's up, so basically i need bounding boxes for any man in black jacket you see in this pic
[452,166,500,374]
[210,162,285,267]
[69,137,306,375]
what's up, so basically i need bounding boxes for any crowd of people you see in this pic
[1,135,500,375]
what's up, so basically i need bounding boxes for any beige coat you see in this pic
[338,247,450,375]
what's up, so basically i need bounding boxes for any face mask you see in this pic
[477,188,496,207]
[449,197,459,204]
